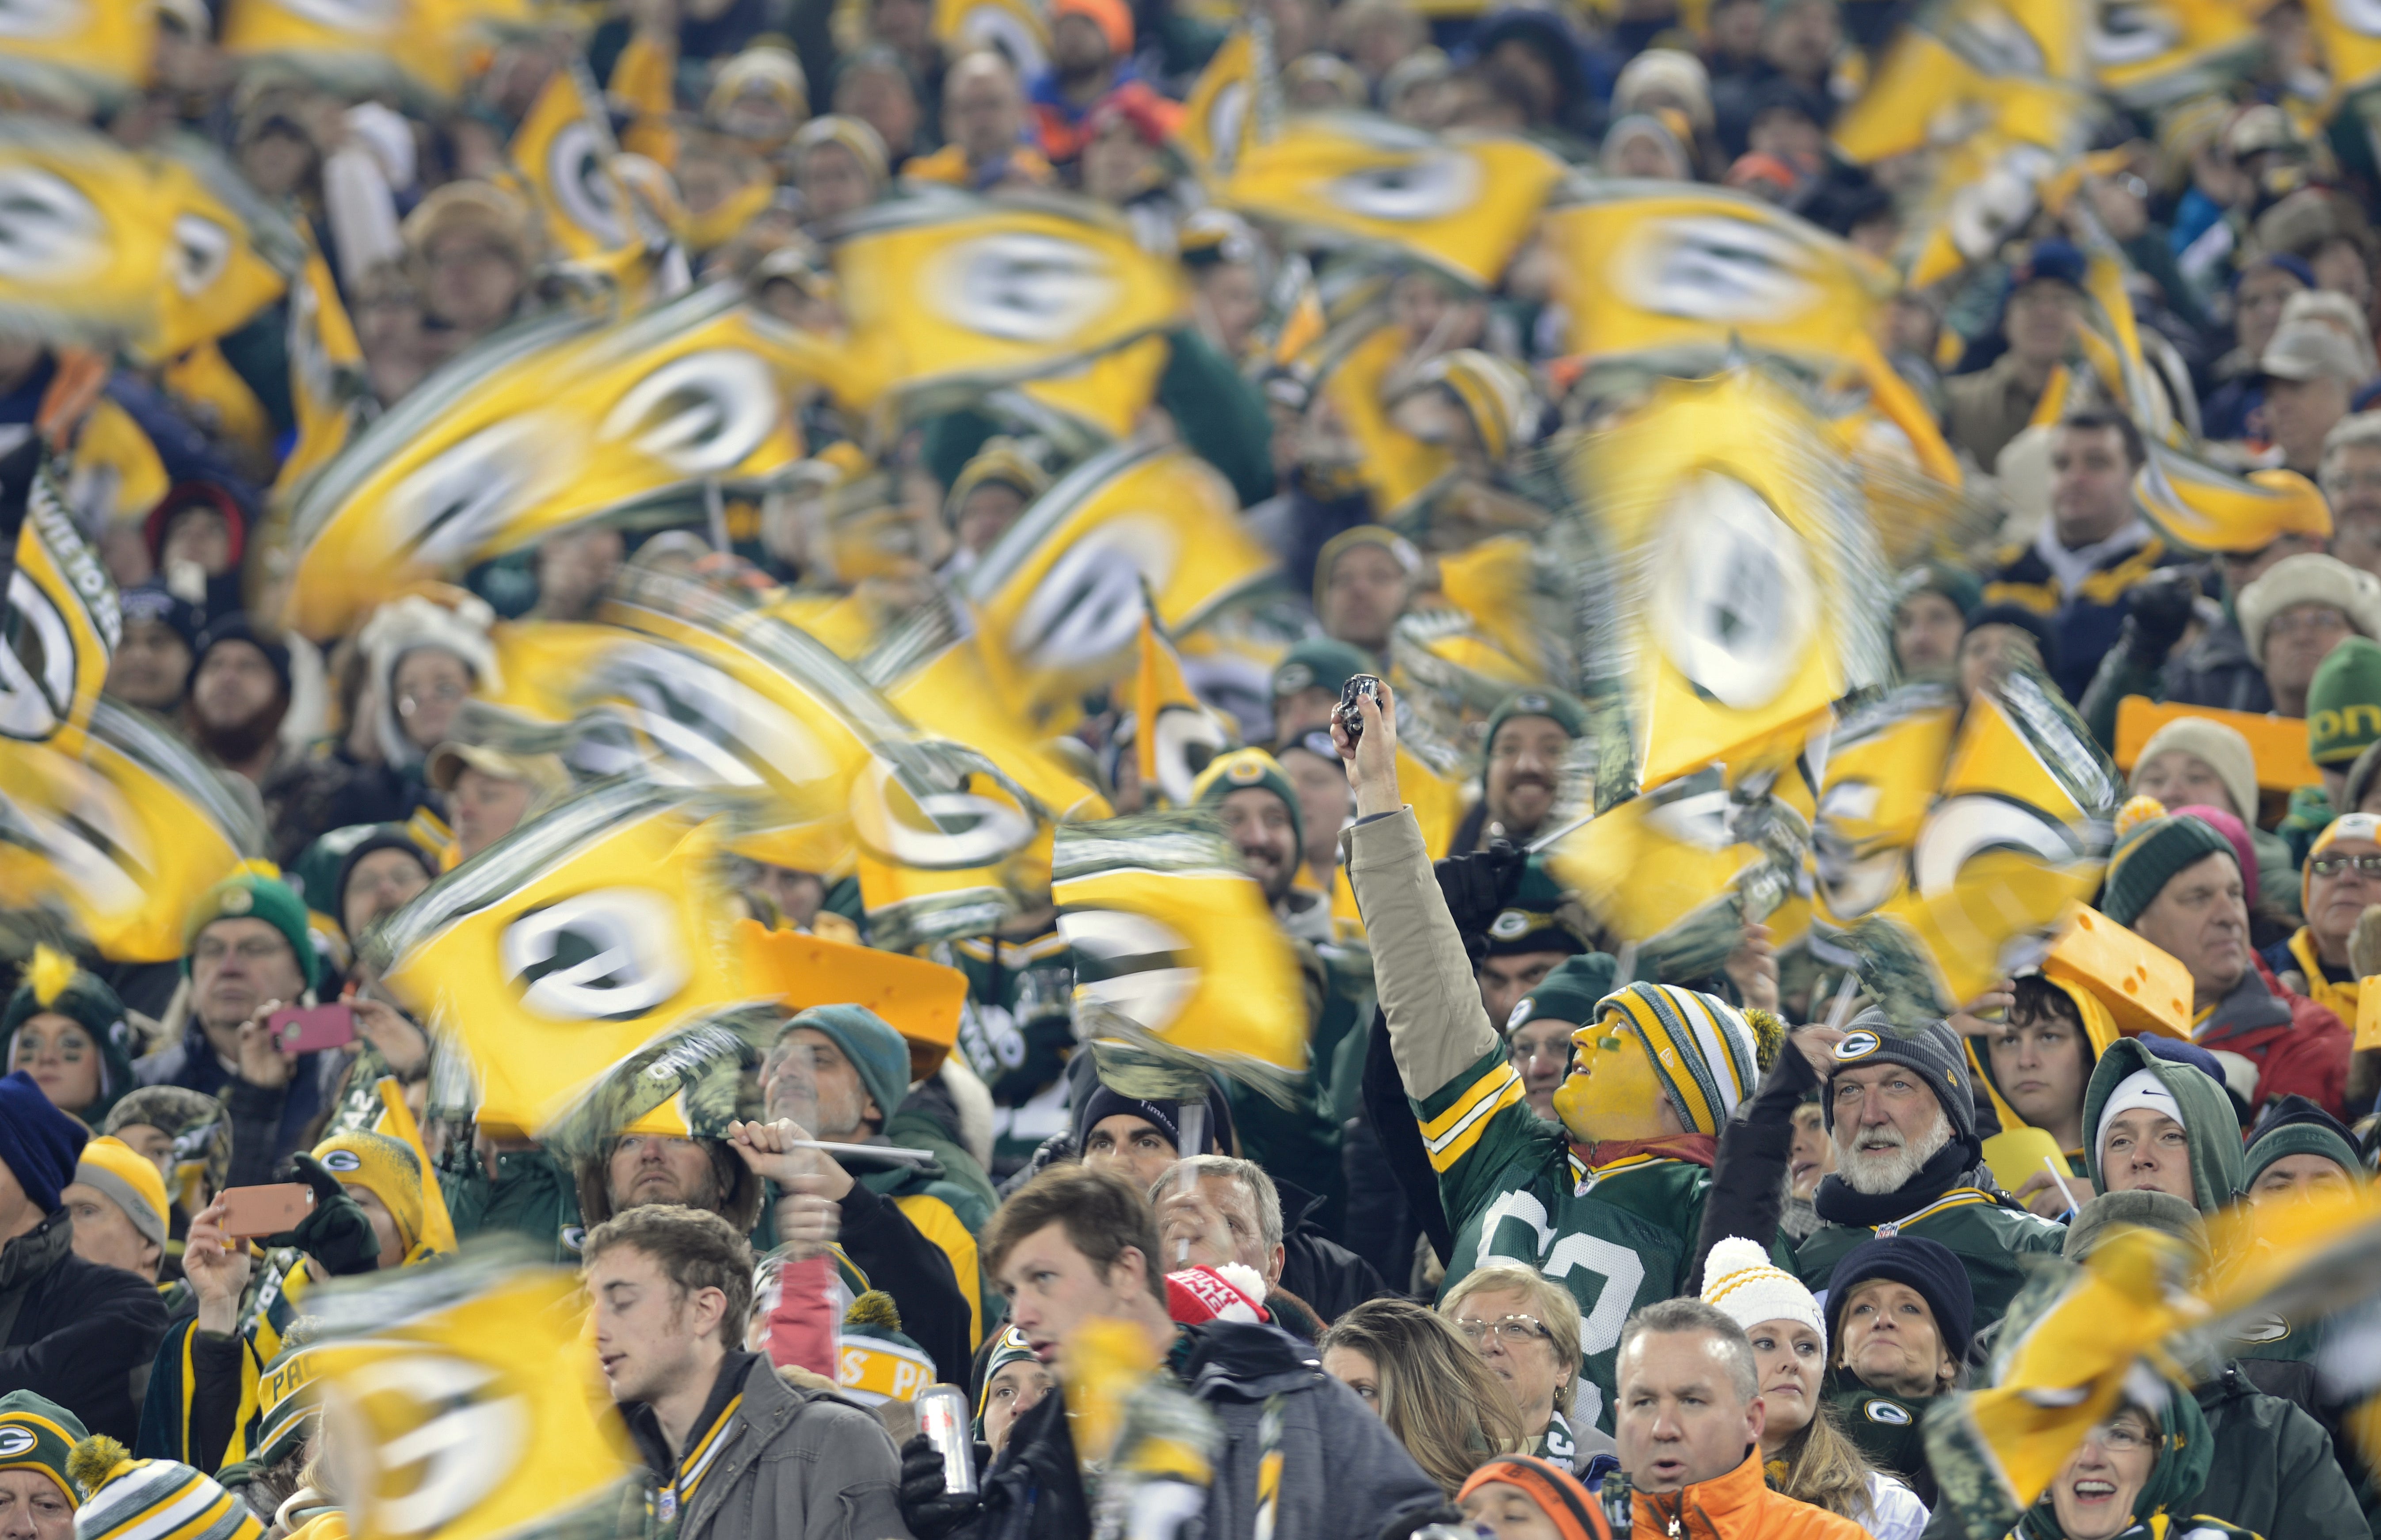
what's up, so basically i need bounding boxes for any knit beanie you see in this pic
[2244,1094,2366,1186]
[355,594,500,772]
[1071,1081,1236,1158]
[1163,1263,1270,1326]
[1701,1235,1826,1348]
[190,614,291,700]
[1824,1234,1976,1364]
[2130,717,2258,824]
[1962,601,2061,681]
[1504,953,1618,1033]
[836,1289,938,1405]
[2307,635,2381,766]
[1896,561,1984,622]
[778,1005,912,1133]
[1191,748,1305,855]
[2,947,135,1122]
[310,1129,424,1258]
[1821,1011,1977,1152]
[975,1325,1040,1423]
[1597,982,1778,1136]
[72,1138,168,1251]
[116,583,200,655]
[66,1436,262,1540]
[1482,859,1587,961]
[2060,1190,2210,1266]
[250,1343,321,1470]
[1270,637,1378,702]
[102,1088,230,1208]
[2170,805,2259,908]
[0,1072,88,1216]
[1456,1456,1608,1540]
[1311,526,1420,613]
[1482,688,1589,761]
[1407,350,1539,462]
[0,1391,86,1507]
[329,827,438,923]
[180,869,319,992]
[2238,553,2381,668]
[2100,809,2238,926]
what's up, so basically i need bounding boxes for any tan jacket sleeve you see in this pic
[1342,808,1500,1100]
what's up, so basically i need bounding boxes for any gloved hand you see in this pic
[1432,839,1527,943]
[263,1152,384,1275]
[898,1433,983,1540]
[2118,567,2199,663]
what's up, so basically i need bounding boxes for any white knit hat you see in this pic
[2131,715,2258,825]
[1700,1236,1826,1349]
[2237,552,2381,666]
[355,594,502,770]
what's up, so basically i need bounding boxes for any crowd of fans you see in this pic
[7,0,2381,1534]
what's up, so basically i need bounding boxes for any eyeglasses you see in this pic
[2086,1422,2152,1453]
[1454,1314,1550,1346]
[2310,854,2381,879]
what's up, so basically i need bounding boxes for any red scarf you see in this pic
[1569,1133,1718,1170]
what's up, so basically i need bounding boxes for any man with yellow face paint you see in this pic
[1336,682,1785,1437]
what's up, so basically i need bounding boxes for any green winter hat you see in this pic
[1270,638,1376,701]
[2244,1097,2366,1187]
[1482,688,1589,762]
[2308,635,2381,766]
[0,1389,86,1506]
[2100,813,2238,926]
[1191,747,1306,855]
[1482,857,1585,959]
[778,1005,911,1132]
[2,947,136,1121]
[180,869,320,991]
[1502,951,1618,1034]
[1897,561,1984,621]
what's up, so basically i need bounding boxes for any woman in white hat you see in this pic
[1701,1237,1929,1540]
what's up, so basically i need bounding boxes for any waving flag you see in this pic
[0,122,175,349]
[3,456,117,752]
[1178,27,1256,179]
[149,148,295,361]
[2133,440,2329,554]
[0,0,156,104]
[2091,0,2261,105]
[283,285,809,639]
[935,0,1049,78]
[366,781,760,1136]
[1054,813,1307,1104]
[541,1001,778,1158]
[0,699,264,961]
[304,1252,635,1540]
[275,226,371,500]
[2307,0,2381,90]
[1218,114,1564,287]
[509,60,643,269]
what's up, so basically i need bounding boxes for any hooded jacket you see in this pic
[1964,977,2122,1176]
[1627,1447,1874,1539]
[2080,1038,2244,1218]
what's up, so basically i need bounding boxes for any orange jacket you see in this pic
[1631,1450,1874,1540]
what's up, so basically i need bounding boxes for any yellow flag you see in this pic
[367,781,760,1136]
[2307,0,2381,90]
[0,0,156,104]
[371,1079,459,1255]
[1566,368,1893,794]
[1178,28,1254,179]
[275,227,370,502]
[935,0,1048,77]
[149,152,292,362]
[962,439,1276,731]
[827,193,1189,414]
[1543,183,1900,368]
[220,0,480,100]
[284,284,806,639]
[1318,323,1452,513]
[0,699,265,962]
[2134,439,2331,554]
[2091,0,2261,106]
[1054,813,1308,1103]
[1218,114,1564,288]
[1018,333,1173,439]
[4,458,118,752]
[305,1255,636,1540]
[0,122,172,350]
[1130,608,1234,808]
[509,60,639,265]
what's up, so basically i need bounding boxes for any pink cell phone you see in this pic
[218,1183,315,1239]
[267,1002,355,1054]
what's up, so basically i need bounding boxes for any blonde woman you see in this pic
[1439,1261,1591,1469]
[1701,1237,1928,1540]
[1320,1297,1531,1496]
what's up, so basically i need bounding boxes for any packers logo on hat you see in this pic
[221,886,254,915]
[561,1225,587,1253]
[321,1148,364,1173]
[1514,693,1551,714]
[0,1429,33,1458]
[1273,663,1314,695]
[1507,998,1536,1030]
[1833,1030,1881,1060]
[1864,1399,1912,1426]
[1489,909,1534,940]
[1226,758,1266,784]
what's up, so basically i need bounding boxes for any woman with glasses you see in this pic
[1318,1297,1531,1496]
[1438,1261,1597,1472]
[2262,812,2381,1028]
[2011,1398,2262,1540]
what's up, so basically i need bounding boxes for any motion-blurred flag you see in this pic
[509,60,640,267]
[2091,0,2261,106]
[1566,368,1892,794]
[826,192,1188,414]
[149,148,294,361]
[0,122,172,350]
[2306,0,2381,91]
[1054,813,1307,1104]
[2133,439,2330,553]
[1543,183,1899,368]
[935,0,1048,80]
[284,284,807,639]
[1218,114,1564,288]
[304,1251,636,1540]
[1131,608,1233,809]
[1178,27,1254,179]
[219,0,482,100]
[963,439,1278,731]
[366,780,759,1136]
[0,698,265,961]
[541,1001,777,1158]
[0,0,155,104]
[275,227,371,500]
[4,456,118,751]
[1815,669,2117,1021]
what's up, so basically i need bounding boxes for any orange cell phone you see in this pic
[218,1183,315,1239]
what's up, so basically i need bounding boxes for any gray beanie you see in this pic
[1820,1009,1978,1152]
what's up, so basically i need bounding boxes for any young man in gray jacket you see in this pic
[585,1202,913,1540]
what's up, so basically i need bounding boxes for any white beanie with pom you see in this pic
[1699,1236,1827,1348]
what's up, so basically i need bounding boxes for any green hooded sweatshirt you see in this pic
[2080,1039,2244,1219]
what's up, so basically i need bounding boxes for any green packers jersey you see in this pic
[1419,1046,1714,1433]
[1791,1188,2067,1328]
[937,932,1076,1171]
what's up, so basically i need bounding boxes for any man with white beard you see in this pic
[1785,1012,2066,1335]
